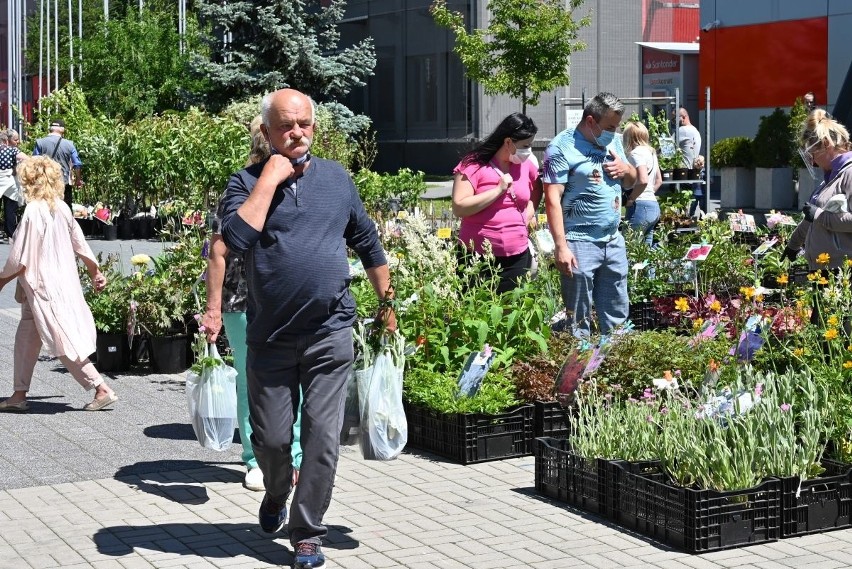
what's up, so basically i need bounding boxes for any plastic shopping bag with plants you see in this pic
[186,339,238,451]
[353,322,407,460]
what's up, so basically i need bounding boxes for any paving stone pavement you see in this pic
[0,237,851,569]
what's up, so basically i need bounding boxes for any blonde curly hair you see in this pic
[18,156,64,211]
[246,114,271,166]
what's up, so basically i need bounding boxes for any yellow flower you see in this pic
[755,294,764,302]
[709,300,721,312]
[817,253,831,265]
[674,297,689,312]
[131,254,151,266]
[693,318,704,331]
[828,315,840,327]
[740,286,755,300]
[847,259,852,268]
[847,344,852,352]
[844,361,852,369]
[807,272,818,282]
[818,276,829,285]
[824,328,839,340]
[776,274,789,285]
[793,348,805,357]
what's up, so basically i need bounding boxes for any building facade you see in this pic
[342,0,700,174]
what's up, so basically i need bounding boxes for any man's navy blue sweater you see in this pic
[219,157,386,345]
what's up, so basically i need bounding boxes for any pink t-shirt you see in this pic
[454,159,538,256]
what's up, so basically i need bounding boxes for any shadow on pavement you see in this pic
[143,422,241,444]
[22,396,76,415]
[93,522,358,565]
[114,460,242,504]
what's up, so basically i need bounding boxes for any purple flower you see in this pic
[201,239,210,259]
[780,403,792,412]
[646,415,654,423]
[604,393,613,401]
[628,397,638,404]
[660,407,669,415]
[674,370,681,377]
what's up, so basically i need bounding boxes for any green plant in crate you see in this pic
[403,366,520,415]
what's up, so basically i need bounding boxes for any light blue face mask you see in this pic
[593,121,615,147]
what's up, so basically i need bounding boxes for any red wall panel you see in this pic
[700,18,827,110]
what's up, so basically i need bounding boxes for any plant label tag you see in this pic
[436,227,452,239]
[537,213,547,225]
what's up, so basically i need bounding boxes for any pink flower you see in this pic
[755,383,764,397]
[780,403,792,412]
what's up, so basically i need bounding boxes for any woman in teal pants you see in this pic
[203,234,303,490]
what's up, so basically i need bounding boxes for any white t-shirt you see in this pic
[628,145,659,202]
[678,124,701,168]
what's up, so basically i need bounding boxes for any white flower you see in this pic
[652,374,679,391]
[131,254,151,267]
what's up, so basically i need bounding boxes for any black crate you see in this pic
[534,437,607,515]
[611,461,781,553]
[780,459,852,538]
[629,301,659,331]
[404,402,534,465]
[533,401,570,439]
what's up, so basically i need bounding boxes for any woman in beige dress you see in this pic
[0,156,118,412]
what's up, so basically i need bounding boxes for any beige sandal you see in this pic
[83,394,118,411]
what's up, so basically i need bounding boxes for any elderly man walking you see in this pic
[219,88,395,569]
[33,119,83,211]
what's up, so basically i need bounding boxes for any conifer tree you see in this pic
[194,0,376,112]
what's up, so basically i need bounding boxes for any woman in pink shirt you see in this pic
[452,113,541,293]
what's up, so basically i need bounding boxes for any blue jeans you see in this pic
[560,233,629,338]
[247,326,352,545]
[626,200,661,245]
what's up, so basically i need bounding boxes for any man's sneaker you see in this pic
[294,541,325,569]
[244,468,265,492]
[258,494,287,533]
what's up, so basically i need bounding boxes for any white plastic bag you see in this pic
[185,344,238,451]
[358,331,407,461]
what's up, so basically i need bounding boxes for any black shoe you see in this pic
[258,494,287,533]
[294,541,325,569]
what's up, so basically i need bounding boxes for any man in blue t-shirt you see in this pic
[543,92,637,338]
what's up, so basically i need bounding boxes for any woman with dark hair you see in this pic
[452,112,541,292]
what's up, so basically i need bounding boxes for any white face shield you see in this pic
[798,141,822,182]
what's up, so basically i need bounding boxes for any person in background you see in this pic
[786,109,852,272]
[543,92,637,338]
[33,119,83,211]
[622,120,663,245]
[202,115,302,493]
[0,156,118,413]
[219,89,395,569]
[676,107,703,218]
[451,112,541,293]
[0,131,25,243]
[804,91,817,113]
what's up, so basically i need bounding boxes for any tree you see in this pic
[431,0,591,114]
[193,0,376,113]
[78,10,208,119]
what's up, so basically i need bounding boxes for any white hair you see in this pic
[261,91,317,127]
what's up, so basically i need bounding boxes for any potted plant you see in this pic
[711,136,755,209]
[82,253,132,371]
[127,229,207,373]
[752,107,796,209]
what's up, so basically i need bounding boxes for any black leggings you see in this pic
[457,245,533,294]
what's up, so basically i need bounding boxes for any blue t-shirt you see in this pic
[542,128,627,242]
